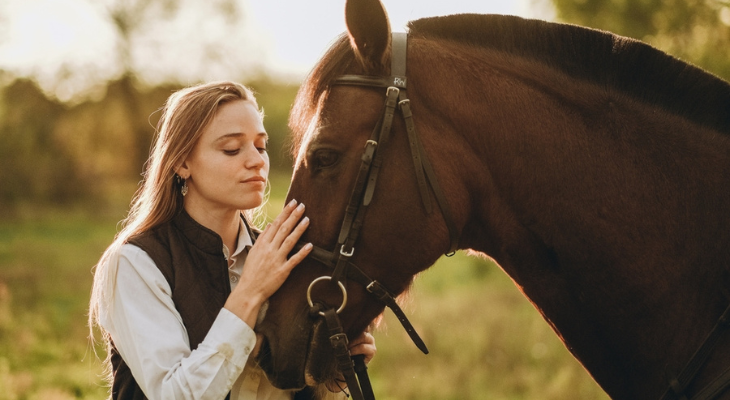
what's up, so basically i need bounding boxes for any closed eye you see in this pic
[256,140,269,154]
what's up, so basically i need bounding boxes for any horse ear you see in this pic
[345,0,391,71]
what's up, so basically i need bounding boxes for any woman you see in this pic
[89,81,375,400]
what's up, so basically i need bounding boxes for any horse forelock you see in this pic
[289,34,358,160]
[407,14,730,134]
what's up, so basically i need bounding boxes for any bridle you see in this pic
[296,32,460,400]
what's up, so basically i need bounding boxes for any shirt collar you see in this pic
[223,217,254,261]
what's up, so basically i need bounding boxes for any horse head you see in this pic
[255,0,466,390]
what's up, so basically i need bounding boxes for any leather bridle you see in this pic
[296,32,460,400]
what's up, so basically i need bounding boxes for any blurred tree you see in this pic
[0,79,82,209]
[100,0,196,171]
[549,0,730,80]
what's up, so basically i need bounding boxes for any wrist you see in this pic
[224,292,265,328]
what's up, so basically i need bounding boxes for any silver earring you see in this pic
[181,179,188,196]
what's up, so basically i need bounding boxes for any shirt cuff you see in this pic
[203,308,257,370]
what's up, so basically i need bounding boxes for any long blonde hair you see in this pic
[89,81,264,379]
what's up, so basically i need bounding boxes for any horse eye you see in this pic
[313,149,340,169]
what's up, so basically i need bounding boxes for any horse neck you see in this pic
[410,42,730,399]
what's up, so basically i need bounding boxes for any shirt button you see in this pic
[230,276,238,283]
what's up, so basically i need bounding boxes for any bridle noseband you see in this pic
[297,32,460,400]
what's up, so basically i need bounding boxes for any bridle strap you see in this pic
[324,308,366,400]
[352,355,375,400]
[661,301,730,400]
[332,33,460,254]
[691,365,730,400]
[330,86,400,286]
[398,90,460,254]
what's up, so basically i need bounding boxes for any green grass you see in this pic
[0,178,609,399]
[0,210,115,400]
[368,253,609,400]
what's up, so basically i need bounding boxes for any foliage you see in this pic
[549,0,730,80]
[0,79,78,208]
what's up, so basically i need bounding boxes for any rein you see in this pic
[661,300,730,400]
[298,32,459,400]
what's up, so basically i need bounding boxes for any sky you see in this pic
[0,0,553,101]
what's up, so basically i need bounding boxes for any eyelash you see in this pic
[223,142,268,156]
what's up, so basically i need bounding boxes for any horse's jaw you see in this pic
[256,312,339,390]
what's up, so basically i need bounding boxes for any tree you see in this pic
[549,0,730,80]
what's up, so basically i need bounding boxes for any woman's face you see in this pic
[180,99,269,214]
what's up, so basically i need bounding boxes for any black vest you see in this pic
[110,210,246,400]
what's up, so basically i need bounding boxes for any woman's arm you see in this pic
[102,245,253,400]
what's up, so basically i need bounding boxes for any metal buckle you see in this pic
[340,245,355,257]
[307,276,348,316]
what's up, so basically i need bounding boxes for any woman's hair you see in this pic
[88,80,265,381]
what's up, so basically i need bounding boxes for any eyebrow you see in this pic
[214,132,269,143]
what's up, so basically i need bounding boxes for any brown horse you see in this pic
[255,0,730,398]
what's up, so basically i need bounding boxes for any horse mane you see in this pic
[289,14,730,156]
[408,14,730,134]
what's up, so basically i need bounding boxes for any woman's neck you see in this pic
[183,202,240,253]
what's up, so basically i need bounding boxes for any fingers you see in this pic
[261,199,308,248]
[349,331,376,364]
[286,241,313,267]
[259,199,299,241]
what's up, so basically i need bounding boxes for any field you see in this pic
[0,172,610,399]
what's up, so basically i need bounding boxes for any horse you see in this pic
[254,0,730,398]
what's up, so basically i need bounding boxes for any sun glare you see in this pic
[0,0,552,101]
[0,0,117,101]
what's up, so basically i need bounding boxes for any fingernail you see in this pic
[300,216,309,225]
[288,199,297,207]
[296,203,305,212]
[303,243,313,250]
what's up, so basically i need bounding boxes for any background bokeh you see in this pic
[1,0,729,398]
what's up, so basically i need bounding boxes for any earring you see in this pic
[174,173,188,196]
[181,179,188,197]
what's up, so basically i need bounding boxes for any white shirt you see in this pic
[99,219,293,400]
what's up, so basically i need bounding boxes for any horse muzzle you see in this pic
[256,310,339,390]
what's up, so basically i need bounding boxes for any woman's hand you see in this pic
[224,199,312,327]
[348,330,376,365]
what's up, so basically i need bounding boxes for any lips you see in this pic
[242,176,266,184]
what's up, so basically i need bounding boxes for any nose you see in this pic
[244,144,268,169]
